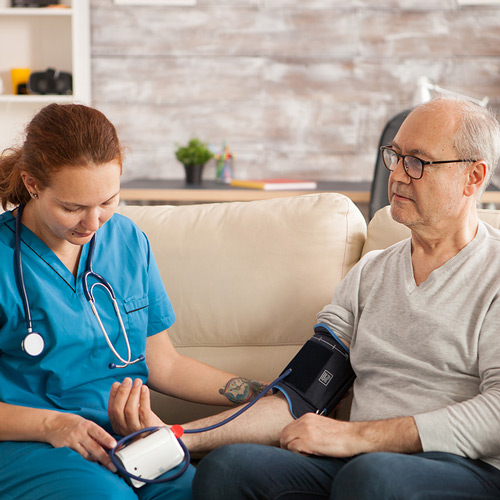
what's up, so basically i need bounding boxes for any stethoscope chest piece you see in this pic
[22,332,45,357]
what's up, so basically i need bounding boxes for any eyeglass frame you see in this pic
[380,145,476,180]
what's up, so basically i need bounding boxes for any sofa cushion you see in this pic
[118,193,366,422]
[363,205,500,255]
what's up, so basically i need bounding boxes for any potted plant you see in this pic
[175,138,213,185]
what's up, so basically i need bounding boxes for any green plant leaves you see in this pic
[175,138,213,167]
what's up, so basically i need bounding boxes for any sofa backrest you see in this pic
[118,193,367,422]
[363,206,500,256]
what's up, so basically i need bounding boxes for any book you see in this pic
[230,178,318,191]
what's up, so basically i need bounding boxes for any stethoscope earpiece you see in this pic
[109,354,145,370]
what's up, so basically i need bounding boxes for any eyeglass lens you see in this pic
[383,149,422,179]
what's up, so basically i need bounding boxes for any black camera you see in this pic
[11,1,58,6]
[28,68,72,96]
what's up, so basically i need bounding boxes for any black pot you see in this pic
[184,164,204,185]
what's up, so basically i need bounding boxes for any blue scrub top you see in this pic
[0,210,175,433]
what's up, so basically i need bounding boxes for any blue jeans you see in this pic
[192,444,500,500]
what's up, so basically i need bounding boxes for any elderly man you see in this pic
[111,98,500,499]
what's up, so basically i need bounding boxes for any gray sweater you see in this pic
[317,221,500,470]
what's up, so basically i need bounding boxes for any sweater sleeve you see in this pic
[316,251,381,346]
[414,294,500,462]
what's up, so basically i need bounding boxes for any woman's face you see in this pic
[23,161,121,248]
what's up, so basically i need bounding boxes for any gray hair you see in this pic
[419,97,500,196]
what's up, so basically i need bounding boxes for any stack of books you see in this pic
[229,178,317,191]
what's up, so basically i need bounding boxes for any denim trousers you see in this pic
[192,443,500,500]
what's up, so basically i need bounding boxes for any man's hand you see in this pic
[108,377,164,437]
[279,413,357,457]
[279,413,422,457]
[43,412,117,472]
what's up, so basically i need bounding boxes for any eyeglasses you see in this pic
[380,146,475,180]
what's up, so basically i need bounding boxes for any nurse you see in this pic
[0,103,258,499]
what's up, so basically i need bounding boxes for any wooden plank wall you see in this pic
[90,0,500,185]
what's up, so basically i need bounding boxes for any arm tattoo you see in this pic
[219,377,268,405]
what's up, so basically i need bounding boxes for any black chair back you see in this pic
[369,109,411,219]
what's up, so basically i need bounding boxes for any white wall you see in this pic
[89,0,500,184]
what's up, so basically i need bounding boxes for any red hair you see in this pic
[0,103,123,209]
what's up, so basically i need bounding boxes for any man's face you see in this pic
[388,103,471,230]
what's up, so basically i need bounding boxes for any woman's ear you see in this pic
[464,161,487,197]
[20,171,38,197]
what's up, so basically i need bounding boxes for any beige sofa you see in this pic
[118,194,500,425]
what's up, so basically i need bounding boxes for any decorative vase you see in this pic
[184,164,204,185]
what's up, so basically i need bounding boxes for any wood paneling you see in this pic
[90,0,500,185]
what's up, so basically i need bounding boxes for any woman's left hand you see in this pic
[108,377,164,436]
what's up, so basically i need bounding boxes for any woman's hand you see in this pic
[108,377,164,437]
[44,412,117,472]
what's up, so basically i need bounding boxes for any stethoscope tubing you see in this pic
[15,205,34,334]
[15,204,144,367]
[15,206,45,357]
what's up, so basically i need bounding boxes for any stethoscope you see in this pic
[15,204,145,369]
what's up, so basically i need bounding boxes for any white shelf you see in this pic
[0,94,75,103]
[0,0,90,151]
[0,7,72,15]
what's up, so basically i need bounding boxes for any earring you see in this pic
[29,192,39,199]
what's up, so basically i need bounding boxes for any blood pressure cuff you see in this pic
[274,324,355,419]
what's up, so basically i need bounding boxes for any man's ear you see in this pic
[464,161,487,197]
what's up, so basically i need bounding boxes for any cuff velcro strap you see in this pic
[274,384,321,419]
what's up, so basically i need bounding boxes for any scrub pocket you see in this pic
[123,295,149,339]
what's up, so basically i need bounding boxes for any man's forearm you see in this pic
[354,416,423,455]
[279,413,422,458]
[179,390,422,458]
[181,393,293,455]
